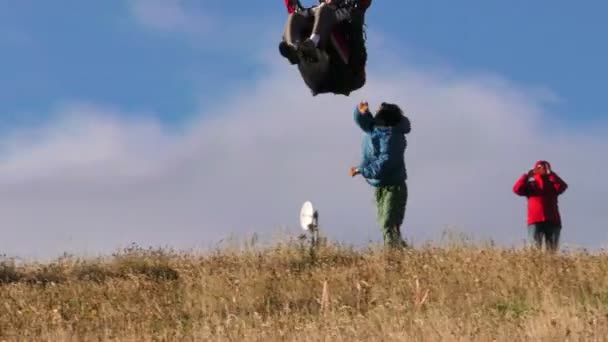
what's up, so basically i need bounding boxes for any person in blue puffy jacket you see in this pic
[349,101,411,248]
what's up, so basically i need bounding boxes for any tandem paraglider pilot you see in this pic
[349,101,411,248]
[279,0,372,96]
[513,160,568,252]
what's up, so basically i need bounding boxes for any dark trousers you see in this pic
[528,222,561,252]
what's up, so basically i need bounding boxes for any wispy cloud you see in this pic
[129,0,217,36]
[2,38,607,259]
[0,103,176,184]
[127,0,280,55]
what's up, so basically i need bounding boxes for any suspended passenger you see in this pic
[278,0,372,96]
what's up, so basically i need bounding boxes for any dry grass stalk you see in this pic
[414,277,430,309]
[319,280,330,315]
[1,241,608,341]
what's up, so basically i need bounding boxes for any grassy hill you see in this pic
[2,239,608,341]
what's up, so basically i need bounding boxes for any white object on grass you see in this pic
[299,200,318,231]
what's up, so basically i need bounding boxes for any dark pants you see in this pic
[283,4,345,48]
[528,222,561,252]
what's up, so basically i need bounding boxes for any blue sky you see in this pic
[1,1,608,258]
[2,1,607,126]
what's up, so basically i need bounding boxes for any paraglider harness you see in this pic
[286,0,368,66]
[284,0,370,96]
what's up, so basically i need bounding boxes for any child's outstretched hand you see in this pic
[358,101,369,114]
[349,167,360,177]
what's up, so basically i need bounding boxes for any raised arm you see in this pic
[353,105,375,133]
[548,172,568,195]
[513,174,531,196]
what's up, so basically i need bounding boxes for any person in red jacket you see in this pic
[513,160,568,252]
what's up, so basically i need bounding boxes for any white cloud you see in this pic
[2,37,608,259]
[127,0,282,57]
[129,0,217,36]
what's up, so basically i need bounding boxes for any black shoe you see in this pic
[279,41,299,65]
[297,39,319,62]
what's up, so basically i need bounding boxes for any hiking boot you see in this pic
[278,41,299,65]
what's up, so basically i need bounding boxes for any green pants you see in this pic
[374,181,408,247]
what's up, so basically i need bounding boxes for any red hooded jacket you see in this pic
[513,163,568,226]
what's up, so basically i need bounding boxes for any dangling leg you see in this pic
[299,4,346,60]
[280,11,312,64]
[312,5,351,47]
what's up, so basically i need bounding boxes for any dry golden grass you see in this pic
[2,238,608,341]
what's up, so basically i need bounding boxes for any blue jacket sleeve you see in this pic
[359,137,394,179]
[354,106,375,133]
